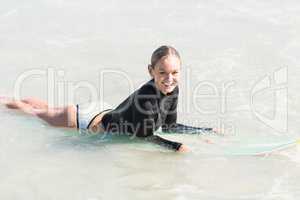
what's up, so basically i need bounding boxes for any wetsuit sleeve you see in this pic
[161,96,178,132]
[132,95,182,151]
[164,123,213,134]
[144,135,182,151]
[162,98,213,134]
[132,98,157,138]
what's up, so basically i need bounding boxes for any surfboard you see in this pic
[157,129,300,156]
[221,138,300,156]
[65,127,300,156]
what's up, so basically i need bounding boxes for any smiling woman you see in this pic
[1,45,214,152]
[148,46,181,95]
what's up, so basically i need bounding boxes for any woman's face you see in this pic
[149,55,181,95]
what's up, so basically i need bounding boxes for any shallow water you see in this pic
[1,0,300,199]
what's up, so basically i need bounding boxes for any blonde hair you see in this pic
[150,45,181,68]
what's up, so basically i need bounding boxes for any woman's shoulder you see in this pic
[136,79,158,95]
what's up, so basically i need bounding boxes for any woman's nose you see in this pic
[165,73,173,80]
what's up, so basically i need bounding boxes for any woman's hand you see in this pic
[177,144,190,153]
[212,127,226,135]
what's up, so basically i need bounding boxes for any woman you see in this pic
[1,45,214,152]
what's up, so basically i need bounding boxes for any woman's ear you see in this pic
[148,64,154,78]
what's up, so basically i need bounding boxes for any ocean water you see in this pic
[1,0,300,199]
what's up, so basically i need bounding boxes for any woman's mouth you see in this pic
[162,82,175,88]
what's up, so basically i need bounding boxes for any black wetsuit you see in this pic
[101,79,212,151]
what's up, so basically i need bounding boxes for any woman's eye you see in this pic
[172,71,178,75]
[159,72,165,74]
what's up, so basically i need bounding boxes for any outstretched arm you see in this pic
[162,95,214,134]
[162,105,213,134]
[132,96,189,152]
[162,123,214,134]
[144,135,189,152]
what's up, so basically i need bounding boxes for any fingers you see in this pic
[203,138,214,144]
[177,144,190,153]
[0,96,13,105]
[212,127,226,135]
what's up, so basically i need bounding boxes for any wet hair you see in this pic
[150,45,181,68]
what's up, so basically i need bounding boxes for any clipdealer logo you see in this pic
[250,67,288,133]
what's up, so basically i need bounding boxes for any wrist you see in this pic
[177,144,190,152]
